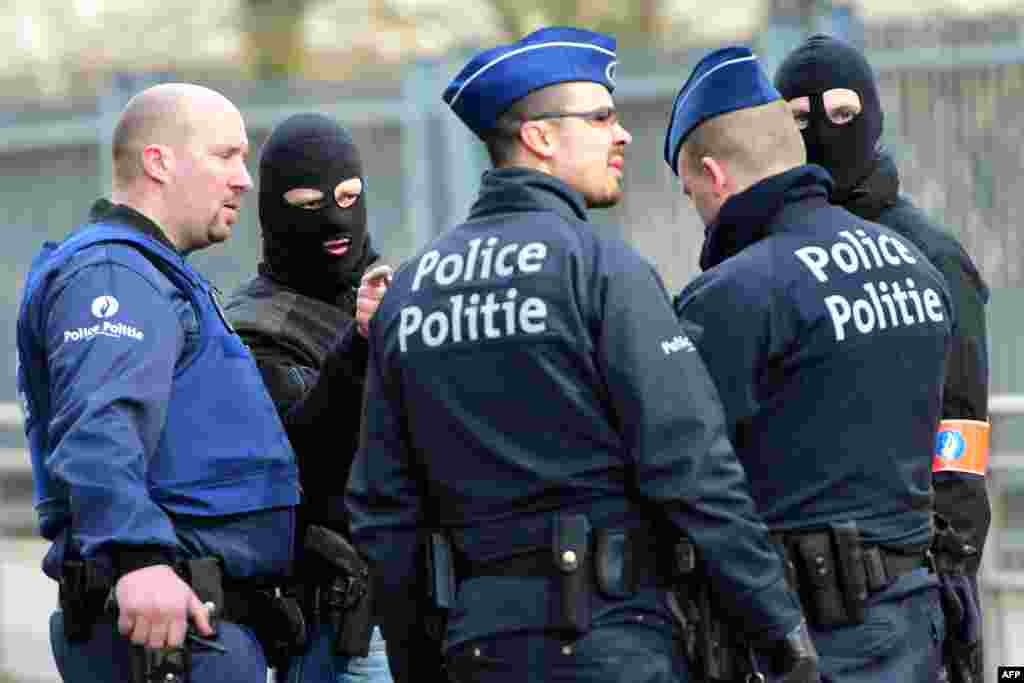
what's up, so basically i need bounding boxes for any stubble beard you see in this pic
[585,176,624,210]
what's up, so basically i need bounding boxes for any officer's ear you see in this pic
[700,156,732,198]
[141,144,175,185]
[519,120,556,160]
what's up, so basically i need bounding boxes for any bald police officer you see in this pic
[17,83,299,682]
[346,27,817,683]
[665,47,952,682]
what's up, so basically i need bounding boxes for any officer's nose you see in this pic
[234,161,254,194]
[614,121,633,146]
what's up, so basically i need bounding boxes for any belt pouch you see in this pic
[594,529,636,599]
[426,531,457,611]
[795,531,849,627]
[830,522,867,624]
[553,514,592,633]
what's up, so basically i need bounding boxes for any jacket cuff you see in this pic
[335,322,369,378]
[741,577,806,649]
[111,544,176,578]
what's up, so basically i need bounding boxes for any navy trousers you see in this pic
[281,623,392,683]
[754,569,945,683]
[443,620,686,683]
[50,610,268,682]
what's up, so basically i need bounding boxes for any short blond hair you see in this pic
[682,99,805,185]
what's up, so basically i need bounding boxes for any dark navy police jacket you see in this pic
[675,165,953,549]
[16,204,300,582]
[346,168,803,675]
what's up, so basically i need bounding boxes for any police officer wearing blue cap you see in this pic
[665,46,952,682]
[347,27,818,683]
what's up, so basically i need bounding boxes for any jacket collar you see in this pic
[842,149,901,221]
[699,164,832,270]
[86,198,181,254]
[467,167,590,224]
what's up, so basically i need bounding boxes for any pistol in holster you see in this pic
[304,524,374,658]
[129,645,190,683]
[666,535,752,682]
[116,558,227,683]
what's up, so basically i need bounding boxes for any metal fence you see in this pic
[983,394,1024,679]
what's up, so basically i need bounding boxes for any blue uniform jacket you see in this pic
[16,204,299,581]
[347,168,803,676]
[675,165,953,547]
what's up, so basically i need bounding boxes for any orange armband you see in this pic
[933,419,990,476]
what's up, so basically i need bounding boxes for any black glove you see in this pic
[932,515,984,683]
[772,621,820,683]
[938,572,983,683]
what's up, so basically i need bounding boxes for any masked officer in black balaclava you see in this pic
[225,113,394,683]
[776,35,991,683]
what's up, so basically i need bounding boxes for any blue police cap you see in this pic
[663,46,781,175]
[443,26,618,139]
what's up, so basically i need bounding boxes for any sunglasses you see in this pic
[525,106,619,127]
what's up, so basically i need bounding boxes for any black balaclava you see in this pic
[258,113,371,304]
[775,34,883,203]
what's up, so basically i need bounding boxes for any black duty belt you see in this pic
[861,546,929,592]
[461,527,666,588]
[770,527,930,628]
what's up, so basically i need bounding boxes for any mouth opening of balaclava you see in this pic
[774,34,883,203]
[258,113,372,303]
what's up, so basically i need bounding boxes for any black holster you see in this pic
[117,559,223,683]
[667,535,754,683]
[304,524,373,657]
[59,557,112,643]
[129,645,190,683]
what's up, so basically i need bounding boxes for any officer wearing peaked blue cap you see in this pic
[666,46,952,683]
[347,28,819,683]
[442,25,630,208]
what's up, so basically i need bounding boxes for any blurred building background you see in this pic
[1,1,1022,681]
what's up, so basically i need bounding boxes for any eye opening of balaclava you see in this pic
[774,33,883,202]
[258,112,372,303]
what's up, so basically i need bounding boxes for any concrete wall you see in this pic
[0,538,58,683]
